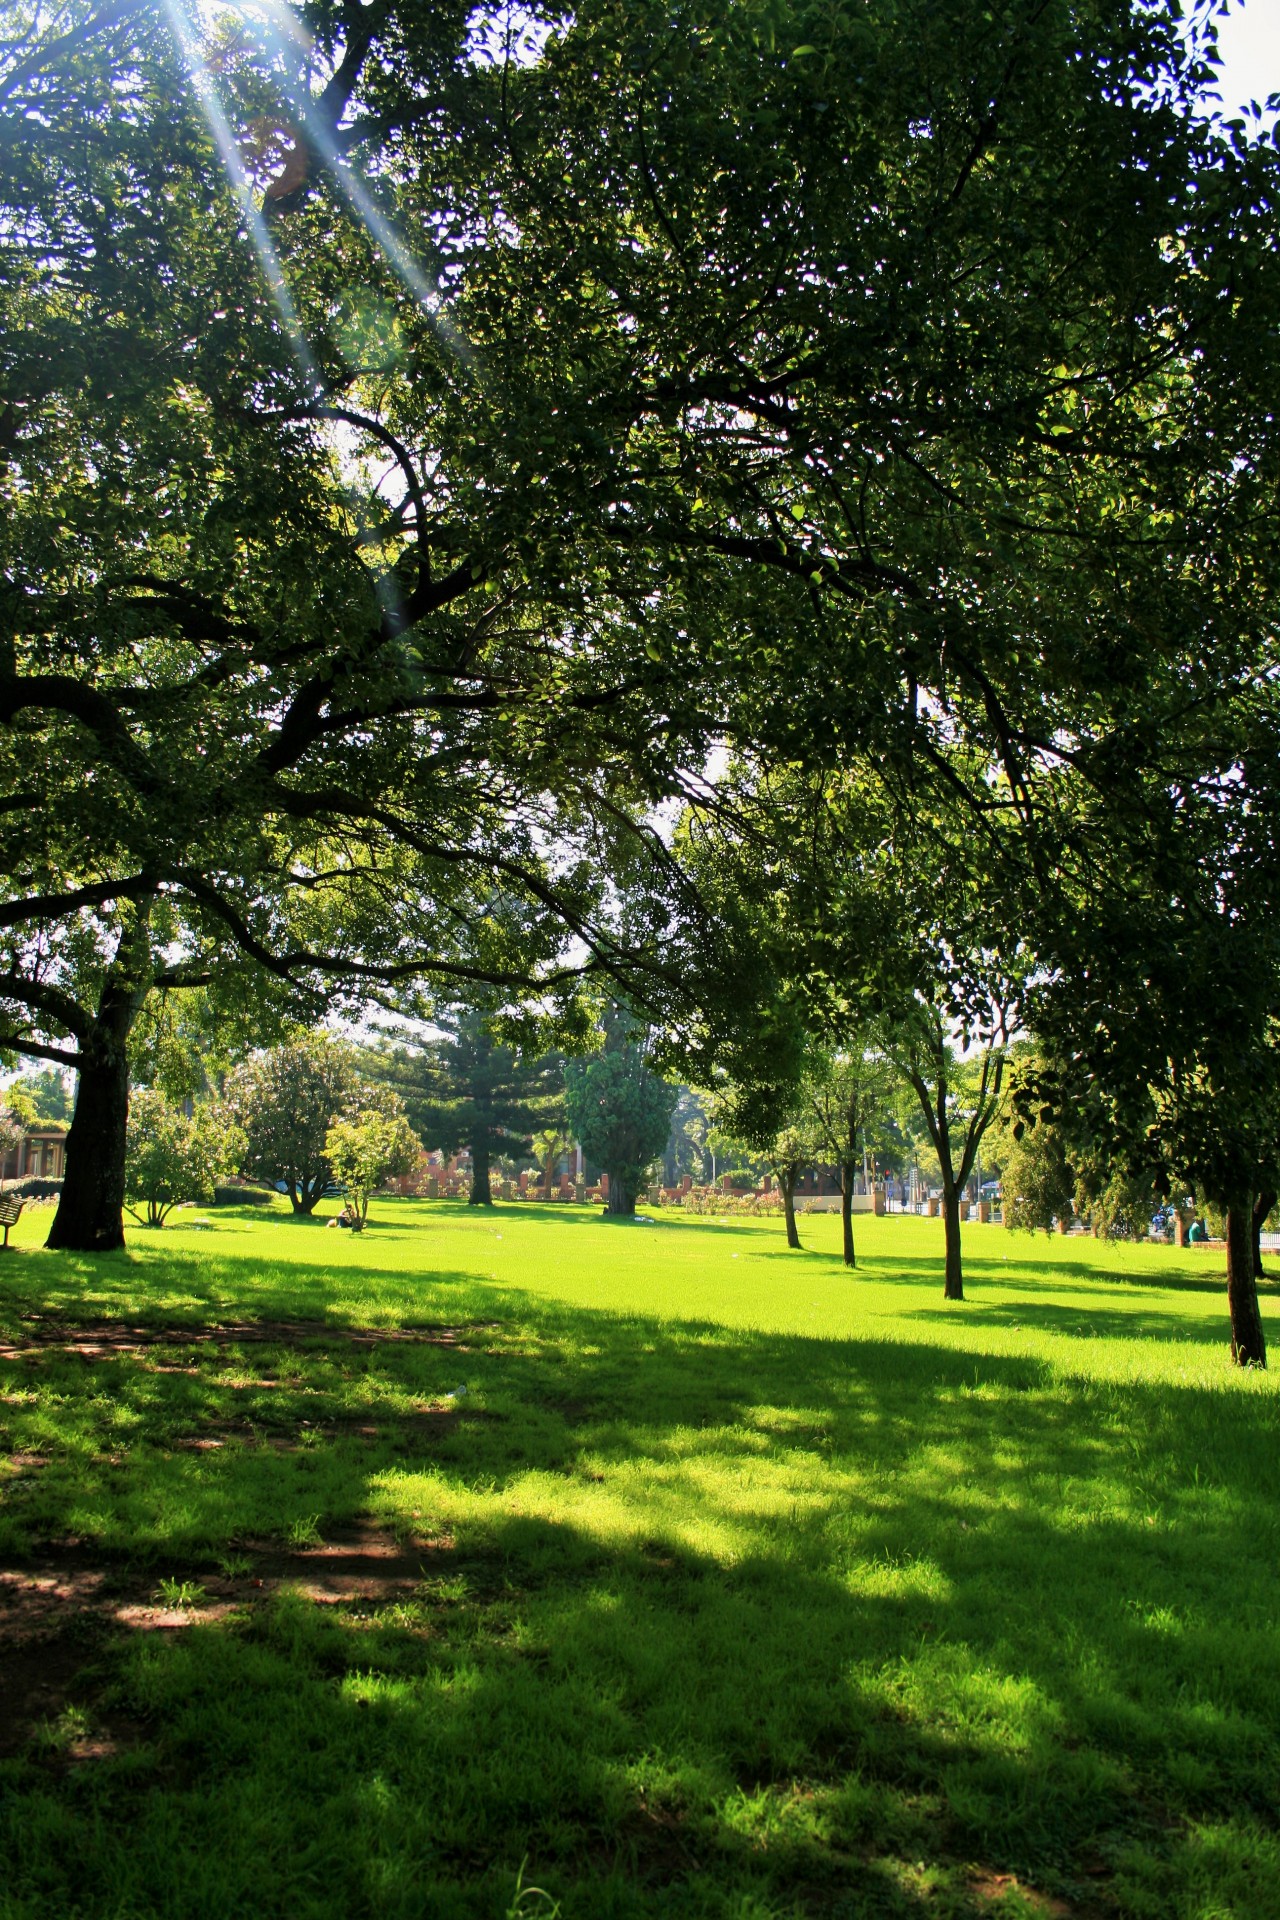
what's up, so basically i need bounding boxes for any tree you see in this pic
[800,1049,897,1270]
[8,0,1280,1261]
[324,1101,421,1228]
[365,1011,563,1206]
[1024,676,1280,1365]
[229,1036,364,1215]
[676,753,1023,1295]
[663,1089,710,1189]
[0,2,723,1251]
[0,1103,24,1180]
[563,1012,678,1217]
[124,1090,245,1228]
[3,1069,72,1126]
[711,1090,821,1252]
[987,1056,1076,1236]
[887,1010,1011,1302]
[529,1123,571,1201]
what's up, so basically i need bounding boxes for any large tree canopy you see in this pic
[4,0,1279,1254]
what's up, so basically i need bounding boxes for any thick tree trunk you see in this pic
[469,1132,492,1206]
[942,1184,964,1301]
[46,1044,130,1252]
[781,1166,801,1250]
[1226,1197,1267,1367]
[605,1166,636,1216]
[47,897,154,1254]
[1252,1188,1275,1280]
[841,1162,856,1268]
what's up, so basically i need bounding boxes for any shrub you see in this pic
[125,1091,246,1227]
[681,1187,782,1216]
[16,1177,62,1200]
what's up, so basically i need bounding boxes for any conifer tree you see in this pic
[367,1011,563,1207]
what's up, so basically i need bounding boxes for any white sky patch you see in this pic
[1206,0,1280,121]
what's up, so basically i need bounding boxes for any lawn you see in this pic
[1,1199,1277,1920]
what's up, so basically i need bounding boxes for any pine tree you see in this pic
[366,1011,562,1207]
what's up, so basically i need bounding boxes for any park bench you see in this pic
[0,1192,23,1248]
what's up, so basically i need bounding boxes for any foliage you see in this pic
[123,1090,245,1227]
[323,1101,421,1226]
[662,1088,711,1187]
[365,1012,563,1206]
[0,1,718,1250]
[1026,684,1280,1361]
[990,1093,1075,1236]
[563,1012,678,1215]
[130,988,295,1107]
[3,1069,72,1126]
[228,1035,365,1215]
[528,1123,571,1200]
[0,1102,24,1166]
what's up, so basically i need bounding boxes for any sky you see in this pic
[1210,0,1280,117]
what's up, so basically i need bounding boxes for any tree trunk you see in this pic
[48,897,156,1254]
[781,1165,801,1250]
[298,1173,329,1215]
[841,1161,856,1268]
[605,1166,636,1216]
[942,1183,964,1301]
[1252,1188,1275,1280]
[46,1043,131,1252]
[1226,1197,1267,1367]
[469,1131,492,1206]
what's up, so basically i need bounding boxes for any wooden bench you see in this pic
[0,1193,23,1248]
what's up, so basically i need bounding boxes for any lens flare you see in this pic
[160,0,321,388]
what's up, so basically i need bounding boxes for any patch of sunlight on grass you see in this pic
[2,1199,1279,1919]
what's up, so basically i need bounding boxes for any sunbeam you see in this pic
[221,0,475,368]
[160,0,322,391]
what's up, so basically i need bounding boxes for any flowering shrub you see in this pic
[680,1188,783,1216]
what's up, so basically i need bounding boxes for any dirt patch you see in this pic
[1,1520,449,1637]
[969,1868,1077,1917]
[239,1520,452,1602]
[0,1518,451,1752]
[0,1317,499,1362]
[167,1401,482,1453]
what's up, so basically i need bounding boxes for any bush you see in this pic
[213,1185,272,1207]
[16,1177,62,1200]
[681,1187,782,1216]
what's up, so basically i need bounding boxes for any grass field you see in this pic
[1,1199,1277,1920]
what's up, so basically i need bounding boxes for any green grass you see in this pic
[0,1198,1277,1920]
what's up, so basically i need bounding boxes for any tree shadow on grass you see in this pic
[2,1253,1279,1917]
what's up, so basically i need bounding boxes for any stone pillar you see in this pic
[1173,1210,1189,1248]
[873,1186,886,1216]
[600,1172,609,1200]
[977,1200,991,1224]
[927,1197,939,1218]
[425,1175,439,1199]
